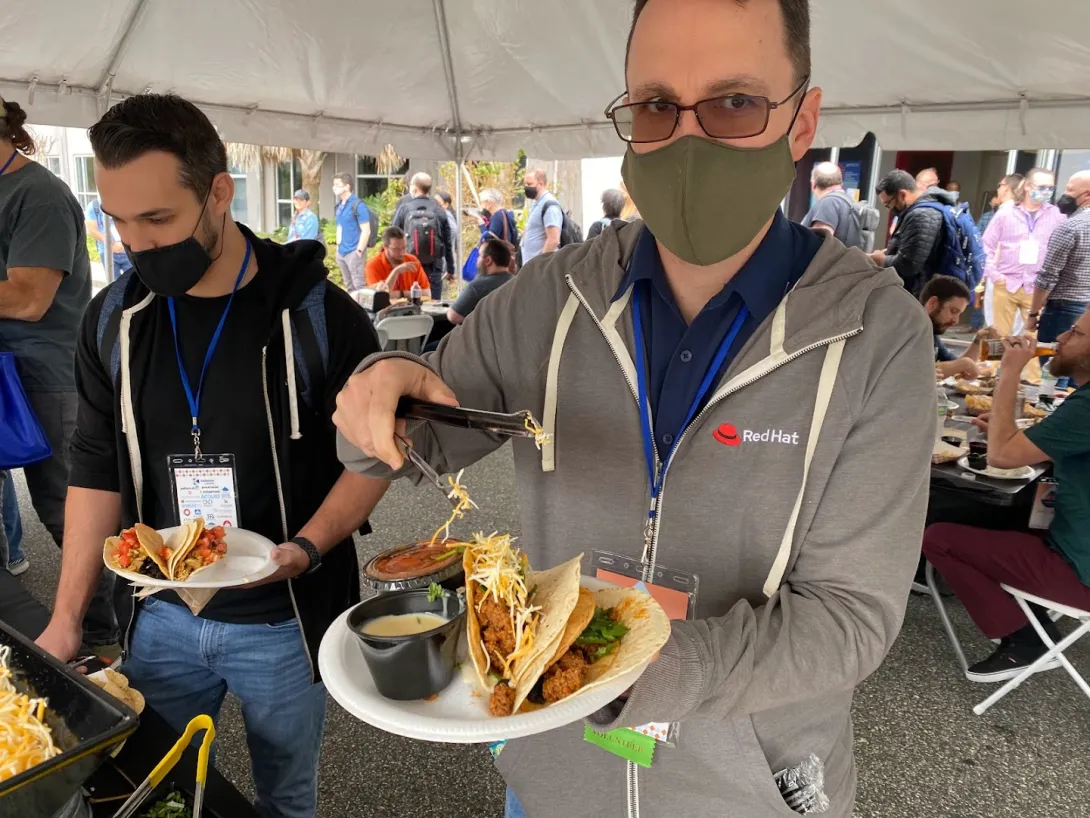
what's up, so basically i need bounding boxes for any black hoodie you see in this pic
[69,225,379,681]
[885,187,958,296]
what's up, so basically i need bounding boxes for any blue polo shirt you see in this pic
[615,211,822,453]
[335,194,369,256]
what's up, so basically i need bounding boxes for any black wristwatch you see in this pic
[1028,311,1041,319]
[290,536,322,575]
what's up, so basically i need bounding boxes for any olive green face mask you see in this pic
[621,134,798,266]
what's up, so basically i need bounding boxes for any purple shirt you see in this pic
[982,201,1065,293]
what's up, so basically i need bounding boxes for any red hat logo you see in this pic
[713,423,741,447]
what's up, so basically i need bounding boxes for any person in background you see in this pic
[978,174,1021,237]
[519,168,563,263]
[920,275,993,379]
[365,226,430,299]
[480,189,519,250]
[1027,171,1090,353]
[446,238,514,326]
[34,94,390,818]
[1,475,25,575]
[286,189,319,242]
[393,173,455,300]
[916,167,940,193]
[586,188,626,241]
[85,197,132,281]
[332,173,370,293]
[982,167,1064,381]
[619,179,640,220]
[434,190,460,285]
[0,97,111,637]
[872,168,953,296]
[923,310,1090,682]
[801,161,864,249]
[977,174,1023,330]
[945,180,962,203]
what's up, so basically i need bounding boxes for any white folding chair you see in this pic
[973,586,1090,715]
[374,314,434,354]
[375,327,389,352]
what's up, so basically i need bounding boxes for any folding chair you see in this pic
[973,586,1090,715]
[375,326,389,352]
[375,314,434,355]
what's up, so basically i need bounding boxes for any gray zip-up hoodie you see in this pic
[339,221,935,818]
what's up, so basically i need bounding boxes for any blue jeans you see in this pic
[1,472,25,565]
[123,598,325,818]
[505,788,528,818]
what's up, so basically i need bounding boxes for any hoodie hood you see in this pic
[918,187,959,207]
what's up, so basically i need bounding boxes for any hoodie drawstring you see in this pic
[542,293,581,472]
[282,309,302,440]
[120,292,155,521]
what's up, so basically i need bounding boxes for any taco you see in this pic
[103,524,173,579]
[462,533,582,716]
[169,518,228,580]
[516,586,671,711]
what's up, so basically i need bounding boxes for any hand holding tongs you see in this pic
[395,398,540,439]
[394,432,461,510]
[112,715,215,818]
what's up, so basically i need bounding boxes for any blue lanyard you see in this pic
[632,283,749,500]
[0,150,17,176]
[167,241,252,456]
[1020,208,1040,234]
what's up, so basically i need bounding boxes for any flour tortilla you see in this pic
[543,588,595,672]
[103,526,171,577]
[167,519,204,579]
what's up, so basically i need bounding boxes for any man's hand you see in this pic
[443,272,455,282]
[240,542,310,588]
[36,619,83,664]
[1001,335,1038,375]
[952,357,980,379]
[333,358,459,469]
[110,241,125,255]
[994,274,1006,288]
[374,281,389,293]
[868,249,886,265]
[356,247,365,256]
[1026,313,1040,333]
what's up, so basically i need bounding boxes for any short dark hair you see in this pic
[876,169,917,198]
[333,173,353,191]
[0,98,35,155]
[920,275,971,306]
[382,226,405,244]
[88,94,226,199]
[626,0,811,83]
[435,190,452,206]
[481,238,512,269]
[601,188,625,219]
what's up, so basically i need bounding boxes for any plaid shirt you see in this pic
[982,202,1066,293]
[1036,205,1090,303]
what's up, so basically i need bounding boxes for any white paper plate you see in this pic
[104,527,277,588]
[319,577,653,743]
[957,456,1035,481]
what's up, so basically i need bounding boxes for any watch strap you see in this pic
[290,536,321,574]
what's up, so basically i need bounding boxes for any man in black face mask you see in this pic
[872,168,952,297]
[333,2,935,816]
[1028,170,1090,347]
[519,168,563,263]
[35,94,391,818]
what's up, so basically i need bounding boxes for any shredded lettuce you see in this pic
[574,607,629,648]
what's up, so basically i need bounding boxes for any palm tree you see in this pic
[298,149,326,204]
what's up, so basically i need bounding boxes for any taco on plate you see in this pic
[103,524,174,579]
[169,518,228,580]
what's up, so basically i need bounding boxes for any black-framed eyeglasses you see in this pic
[604,75,810,144]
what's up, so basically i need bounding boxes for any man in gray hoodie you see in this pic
[334,1,936,816]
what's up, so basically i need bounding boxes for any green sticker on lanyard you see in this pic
[583,725,656,768]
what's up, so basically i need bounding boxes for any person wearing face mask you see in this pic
[982,167,1065,381]
[33,94,391,818]
[332,1,935,816]
[519,168,563,263]
[872,168,954,296]
[1027,171,1090,350]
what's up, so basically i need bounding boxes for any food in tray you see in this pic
[0,645,59,781]
[104,519,227,582]
[463,534,669,717]
[1022,402,1049,420]
[965,394,992,415]
[140,789,193,818]
[932,439,965,464]
[953,379,992,395]
[88,669,145,715]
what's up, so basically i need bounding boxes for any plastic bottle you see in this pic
[410,281,421,306]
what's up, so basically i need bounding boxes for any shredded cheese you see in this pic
[0,645,60,782]
[467,532,542,678]
[523,414,551,450]
[429,469,478,545]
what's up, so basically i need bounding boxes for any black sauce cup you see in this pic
[968,441,989,470]
[347,589,466,701]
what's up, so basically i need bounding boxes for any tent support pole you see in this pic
[867,142,882,206]
[455,144,464,287]
[95,0,153,94]
[1006,150,1018,174]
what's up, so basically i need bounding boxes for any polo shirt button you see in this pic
[679,349,693,363]
[662,433,674,446]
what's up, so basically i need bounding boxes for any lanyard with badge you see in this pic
[164,242,250,529]
[1018,209,1042,266]
[582,283,748,766]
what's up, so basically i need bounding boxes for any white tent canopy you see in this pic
[3,0,1090,159]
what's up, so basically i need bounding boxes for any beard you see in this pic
[197,209,223,259]
[1048,351,1090,381]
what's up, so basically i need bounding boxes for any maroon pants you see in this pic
[923,523,1090,639]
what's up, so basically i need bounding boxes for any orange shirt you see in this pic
[365,251,430,293]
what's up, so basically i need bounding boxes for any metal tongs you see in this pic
[396,398,540,440]
[394,432,460,510]
[112,715,215,818]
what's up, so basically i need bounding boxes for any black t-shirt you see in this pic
[141,271,293,623]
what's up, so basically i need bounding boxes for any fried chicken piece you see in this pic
[490,681,515,716]
[541,649,589,703]
[477,593,516,666]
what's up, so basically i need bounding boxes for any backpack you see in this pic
[96,271,330,413]
[351,200,381,248]
[542,199,583,248]
[485,209,522,269]
[827,190,880,250]
[907,200,985,288]
[404,202,444,265]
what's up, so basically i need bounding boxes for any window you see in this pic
[276,155,302,228]
[40,156,61,176]
[229,164,249,225]
[73,155,97,209]
[356,154,410,200]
